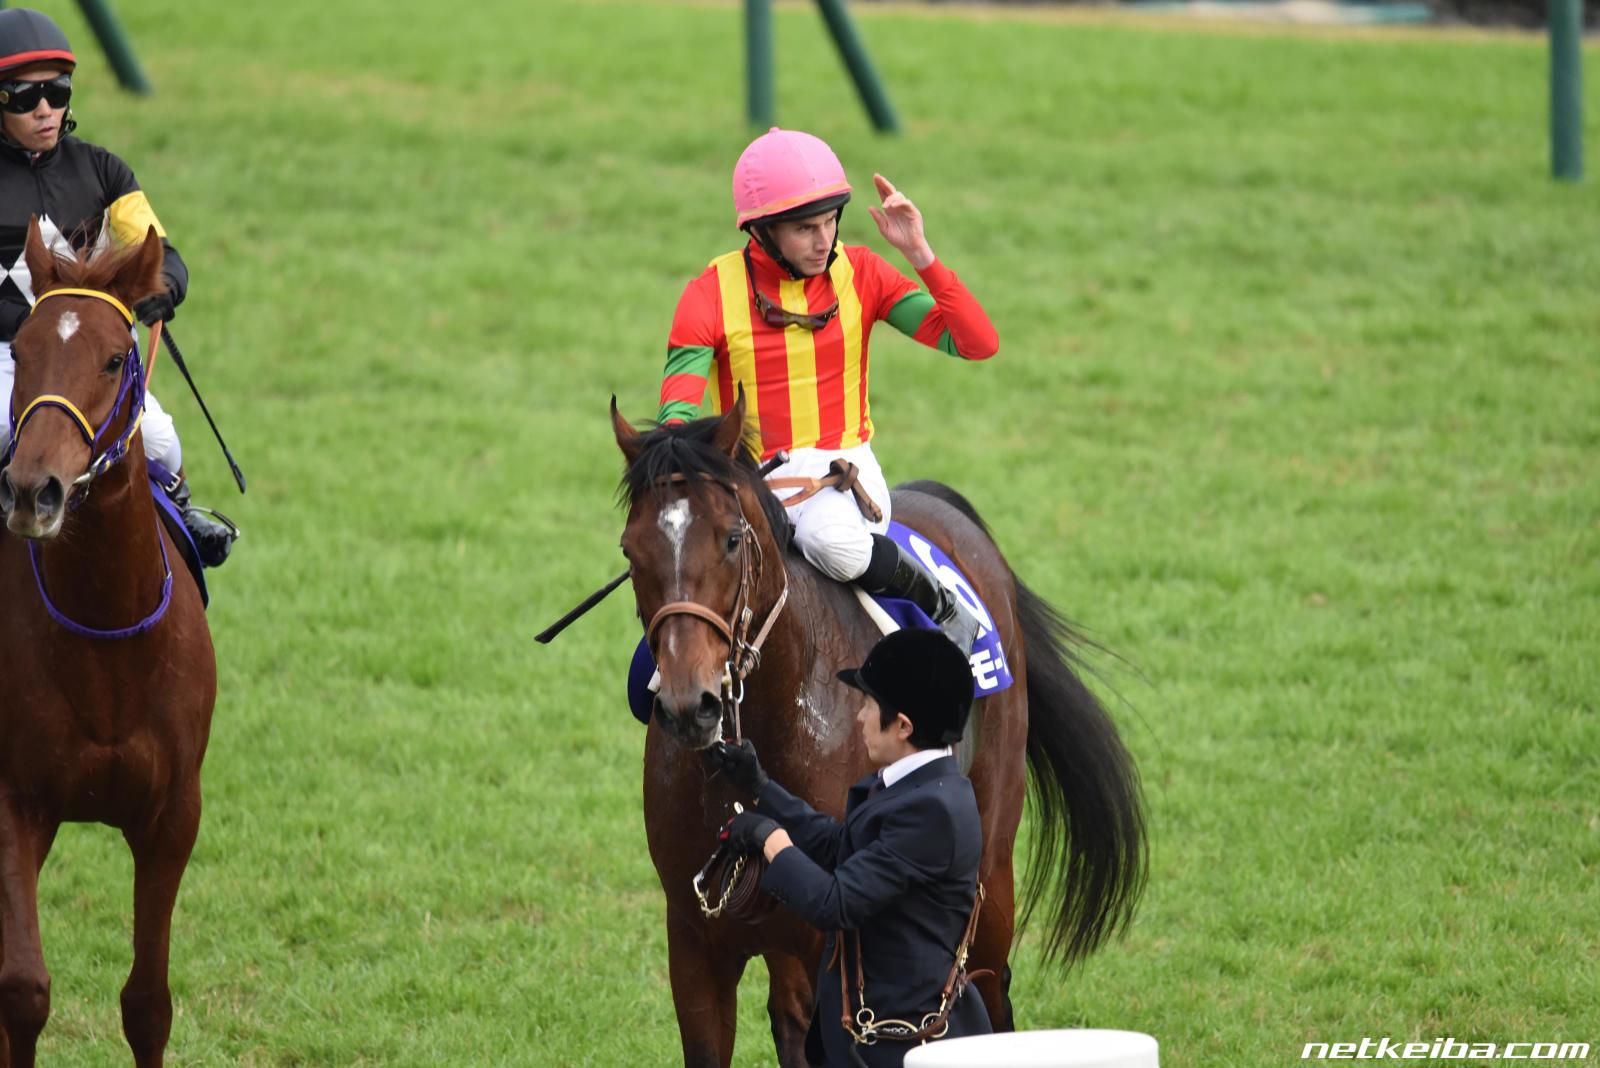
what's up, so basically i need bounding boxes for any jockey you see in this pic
[0,8,235,567]
[660,127,999,651]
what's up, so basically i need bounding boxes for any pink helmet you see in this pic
[732,127,852,230]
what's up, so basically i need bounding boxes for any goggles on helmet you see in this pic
[742,248,840,331]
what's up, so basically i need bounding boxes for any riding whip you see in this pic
[534,450,791,644]
[159,326,246,493]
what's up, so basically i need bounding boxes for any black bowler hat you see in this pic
[837,629,973,746]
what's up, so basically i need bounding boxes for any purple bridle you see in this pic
[3,289,172,640]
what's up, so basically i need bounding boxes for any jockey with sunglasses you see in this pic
[660,127,999,650]
[0,8,235,567]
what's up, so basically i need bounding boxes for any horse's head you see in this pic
[613,394,788,750]
[0,219,165,539]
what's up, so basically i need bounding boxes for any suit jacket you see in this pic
[757,755,991,1067]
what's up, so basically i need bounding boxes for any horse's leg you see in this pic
[966,677,1028,1035]
[762,951,814,1068]
[968,858,1019,1032]
[665,906,746,1068]
[0,798,58,1068]
[119,781,201,1068]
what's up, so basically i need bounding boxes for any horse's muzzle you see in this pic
[655,689,725,750]
[1,468,67,538]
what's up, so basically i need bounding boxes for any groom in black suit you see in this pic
[710,628,992,1067]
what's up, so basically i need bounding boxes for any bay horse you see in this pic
[0,220,215,1067]
[612,396,1146,1067]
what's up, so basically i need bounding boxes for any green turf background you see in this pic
[13,0,1598,1063]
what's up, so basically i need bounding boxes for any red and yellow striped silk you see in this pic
[660,241,998,459]
[705,246,870,454]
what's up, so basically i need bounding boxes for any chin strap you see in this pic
[746,206,846,279]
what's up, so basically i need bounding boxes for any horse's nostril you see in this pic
[696,692,722,724]
[0,469,14,513]
[36,476,64,515]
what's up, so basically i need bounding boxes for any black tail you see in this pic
[898,480,1147,966]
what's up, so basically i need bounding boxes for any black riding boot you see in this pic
[860,534,981,653]
[170,478,238,568]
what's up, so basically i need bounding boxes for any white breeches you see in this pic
[0,338,182,473]
[768,441,892,582]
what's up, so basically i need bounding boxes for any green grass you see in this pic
[15,0,1599,1063]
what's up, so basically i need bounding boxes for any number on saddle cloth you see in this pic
[625,520,1012,725]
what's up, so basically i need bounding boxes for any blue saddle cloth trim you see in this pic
[147,460,208,610]
[627,520,1012,725]
[878,520,1014,695]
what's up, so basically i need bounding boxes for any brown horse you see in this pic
[613,397,1146,1068]
[0,221,214,1067]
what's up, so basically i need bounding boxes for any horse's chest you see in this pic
[0,655,188,816]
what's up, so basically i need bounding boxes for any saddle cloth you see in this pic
[627,521,1012,725]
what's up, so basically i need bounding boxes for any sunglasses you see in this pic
[0,76,72,114]
[744,248,839,332]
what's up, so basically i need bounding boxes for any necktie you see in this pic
[867,773,885,798]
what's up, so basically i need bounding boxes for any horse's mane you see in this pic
[618,416,793,551]
[43,234,146,292]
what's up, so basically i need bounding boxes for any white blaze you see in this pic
[658,498,691,581]
[56,311,79,343]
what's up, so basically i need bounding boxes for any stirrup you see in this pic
[182,505,241,568]
[184,504,240,541]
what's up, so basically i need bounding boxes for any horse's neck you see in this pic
[740,547,877,753]
[36,453,166,624]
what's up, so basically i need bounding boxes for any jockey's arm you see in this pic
[102,150,188,311]
[108,191,188,311]
[875,252,999,361]
[658,271,720,425]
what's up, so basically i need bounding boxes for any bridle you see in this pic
[2,287,173,639]
[3,288,149,496]
[643,473,789,742]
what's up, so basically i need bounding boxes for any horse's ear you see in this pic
[711,387,747,459]
[22,216,60,295]
[112,225,167,308]
[612,396,644,465]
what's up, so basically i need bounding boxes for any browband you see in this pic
[32,287,135,326]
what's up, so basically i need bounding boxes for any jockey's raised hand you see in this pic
[866,173,935,270]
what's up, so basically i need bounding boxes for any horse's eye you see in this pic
[725,529,744,554]
[104,354,125,373]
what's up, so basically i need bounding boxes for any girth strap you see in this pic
[768,458,883,523]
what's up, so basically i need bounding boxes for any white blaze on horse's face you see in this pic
[656,497,694,659]
[56,310,79,343]
[658,497,692,581]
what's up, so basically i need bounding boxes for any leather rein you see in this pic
[643,472,789,743]
[837,882,991,1048]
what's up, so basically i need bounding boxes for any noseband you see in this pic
[3,287,173,640]
[644,474,789,741]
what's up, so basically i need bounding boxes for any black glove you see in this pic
[723,811,779,856]
[132,291,175,327]
[706,738,769,797]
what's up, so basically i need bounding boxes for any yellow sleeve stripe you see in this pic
[107,190,167,247]
[713,251,758,426]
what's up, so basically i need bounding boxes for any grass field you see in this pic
[13,0,1599,1064]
